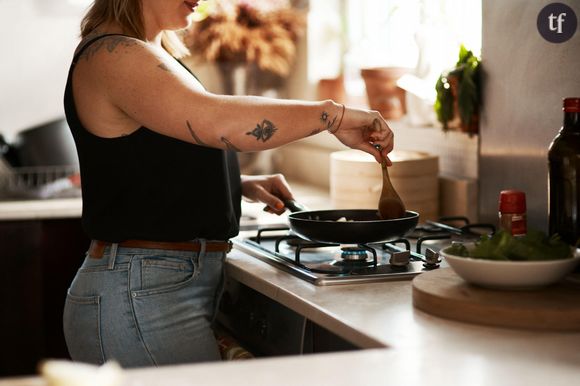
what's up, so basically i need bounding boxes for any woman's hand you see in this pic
[241,174,294,215]
[331,107,394,165]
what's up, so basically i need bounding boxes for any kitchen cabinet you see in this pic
[0,218,89,376]
[217,281,358,357]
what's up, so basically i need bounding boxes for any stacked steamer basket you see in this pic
[330,149,439,222]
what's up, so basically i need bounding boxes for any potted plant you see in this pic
[360,67,411,120]
[435,45,481,134]
[184,0,306,96]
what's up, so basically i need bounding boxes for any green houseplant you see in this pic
[435,45,481,134]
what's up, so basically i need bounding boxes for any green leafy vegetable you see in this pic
[451,230,573,261]
[445,243,469,257]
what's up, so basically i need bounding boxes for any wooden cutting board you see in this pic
[412,268,580,331]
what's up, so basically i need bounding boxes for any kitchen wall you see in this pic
[480,0,580,231]
[0,0,85,141]
[1,0,478,211]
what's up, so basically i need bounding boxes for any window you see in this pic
[308,0,482,112]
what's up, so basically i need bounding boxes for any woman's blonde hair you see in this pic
[80,0,190,58]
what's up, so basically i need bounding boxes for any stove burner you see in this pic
[340,247,369,261]
[331,258,374,267]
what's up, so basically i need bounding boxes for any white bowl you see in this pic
[440,247,580,290]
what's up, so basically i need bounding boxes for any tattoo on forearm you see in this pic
[77,35,140,62]
[320,111,338,133]
[221,137,241,151]
[247,120,277,142]
[186,120,206,146]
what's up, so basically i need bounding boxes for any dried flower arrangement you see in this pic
[184,0,306,78]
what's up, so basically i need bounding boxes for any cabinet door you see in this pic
[0,221,43,376]
[0,218,89,377]
[41,219,89,364]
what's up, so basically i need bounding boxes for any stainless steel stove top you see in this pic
[233,217,494,286]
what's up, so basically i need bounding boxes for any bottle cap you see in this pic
[563,98,580,112]
[499,190,526,213]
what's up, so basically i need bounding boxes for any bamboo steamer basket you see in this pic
[330,150,439,222]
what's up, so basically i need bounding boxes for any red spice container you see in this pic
[498,190,527,236]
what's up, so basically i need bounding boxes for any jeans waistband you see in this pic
[88,239,232,259]
[85,239,229,270]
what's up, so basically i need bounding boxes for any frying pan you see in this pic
[284,200,419,244]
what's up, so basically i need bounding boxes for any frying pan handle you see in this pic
[284,199,309,213]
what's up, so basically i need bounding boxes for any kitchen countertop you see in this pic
[0,198,82,221]
[224,251,580,378]
[0,180,331,222]
[2,183,580,385]
[2,345,577,386]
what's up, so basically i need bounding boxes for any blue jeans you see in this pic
[63,240,225,367]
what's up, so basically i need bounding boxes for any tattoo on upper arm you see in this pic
[246,120,277,142]
[78,35,140,62]
[221,137,241,152]
[186,120,207,146]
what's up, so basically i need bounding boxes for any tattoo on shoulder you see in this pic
[186,120,206,146]
[246,119,277,142]
[78,35,140,62]
[221,137,241,152]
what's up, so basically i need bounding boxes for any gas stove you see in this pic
[233,216,495,286]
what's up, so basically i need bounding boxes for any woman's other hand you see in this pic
[241,174,294,215]
[331,107,394,165]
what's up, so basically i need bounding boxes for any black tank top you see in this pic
[64,34,241,242]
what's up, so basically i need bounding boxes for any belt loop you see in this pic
[199,239,207,256]
[196,239,207,274]
[107,243,119,270]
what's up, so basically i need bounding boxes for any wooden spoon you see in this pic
[378,161,406,219]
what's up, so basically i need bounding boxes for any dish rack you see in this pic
[0,165,81,200]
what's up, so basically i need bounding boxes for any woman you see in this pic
[63,0,394,368]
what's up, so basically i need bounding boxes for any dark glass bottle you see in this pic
[548,97,580,245]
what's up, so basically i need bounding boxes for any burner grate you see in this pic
[237,217,493,285]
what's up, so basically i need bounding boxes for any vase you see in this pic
[360,67,411,120]
[216,62,284,97]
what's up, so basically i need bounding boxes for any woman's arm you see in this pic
[74,35,392,162]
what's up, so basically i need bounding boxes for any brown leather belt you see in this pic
[88,239,233,259]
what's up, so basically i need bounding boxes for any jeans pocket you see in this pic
[134,255,197,297]
[63,291,104,365]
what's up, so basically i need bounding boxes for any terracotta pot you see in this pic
[360,67,411,119]
[317,75,346,104]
